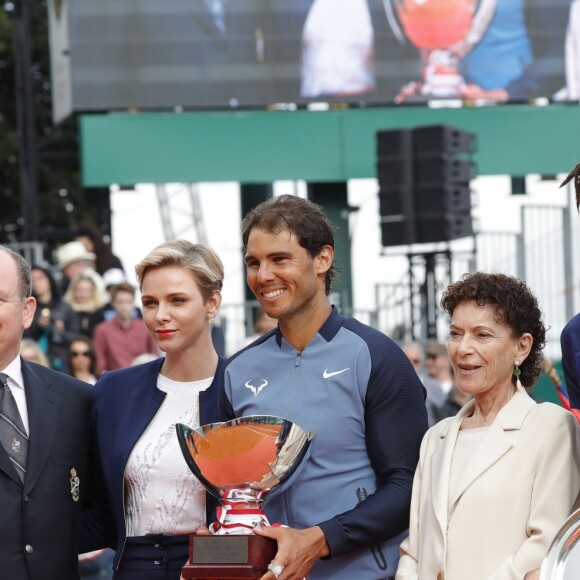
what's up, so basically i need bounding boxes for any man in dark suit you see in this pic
[0,245,91,580]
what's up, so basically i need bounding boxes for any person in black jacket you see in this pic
[23,266,80,371]
[0,245,90,580]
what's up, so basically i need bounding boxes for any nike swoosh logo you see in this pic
[323,368,350,379]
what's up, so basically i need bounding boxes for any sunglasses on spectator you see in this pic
[71,350,91,357]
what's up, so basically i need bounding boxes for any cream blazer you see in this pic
[396,391,580,580]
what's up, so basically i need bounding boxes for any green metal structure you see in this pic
[81,104,580,186]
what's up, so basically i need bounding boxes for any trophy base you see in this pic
[182,534,277,579]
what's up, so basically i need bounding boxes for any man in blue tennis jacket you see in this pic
[219,195,428,580]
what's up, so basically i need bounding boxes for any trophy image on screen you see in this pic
[540,508,580,579]
[176,416,314,579]
[384,0,496,100]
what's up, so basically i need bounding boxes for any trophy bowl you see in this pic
[540,508,580,579]
[385,0,496,99]
[176,416,315,579]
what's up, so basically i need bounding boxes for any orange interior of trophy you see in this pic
[193,424,281,487]
[397,0,474,49]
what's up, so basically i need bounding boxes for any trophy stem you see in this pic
[213,504,270,535]
[421,49,464,98]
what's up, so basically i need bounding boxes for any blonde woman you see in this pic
[81,240,224,580]
[63,271,108,337]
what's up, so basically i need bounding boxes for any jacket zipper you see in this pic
[283,350,302,527]
[285,351,302,420]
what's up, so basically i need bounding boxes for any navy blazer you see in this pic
[0,360,91,580]
[82,357,224,567]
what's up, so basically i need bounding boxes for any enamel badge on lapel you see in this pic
[11,436,21,453]
[70,467,80,502]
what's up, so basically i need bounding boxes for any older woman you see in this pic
[397,272,580,580]
[82,240,224,579]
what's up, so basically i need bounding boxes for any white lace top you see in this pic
[124,374,213,537]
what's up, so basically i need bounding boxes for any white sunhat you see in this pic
[55,241,96,270]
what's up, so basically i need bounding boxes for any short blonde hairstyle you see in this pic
[135,240,224,302]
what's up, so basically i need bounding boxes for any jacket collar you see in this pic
[21,361,60,492]
[274,305,343,349]
[438,389,536,439]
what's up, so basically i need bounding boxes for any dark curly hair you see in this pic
[241,195,338,295]
[440,272,546,388]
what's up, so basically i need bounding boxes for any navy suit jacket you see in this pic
[0,360,90,580]
[82,357,224,568]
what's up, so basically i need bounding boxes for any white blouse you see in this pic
[124,374,212,537]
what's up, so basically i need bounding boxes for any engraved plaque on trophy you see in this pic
[176,416,314,579]
[385,0,496,99]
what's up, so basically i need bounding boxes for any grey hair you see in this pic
[0,246,32,302]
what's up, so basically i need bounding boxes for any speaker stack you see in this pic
[376,125,476,246]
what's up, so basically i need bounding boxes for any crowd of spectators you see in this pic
[403,340,473,426]
[20,228,160,385]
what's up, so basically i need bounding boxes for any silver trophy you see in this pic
[540,508,580,579]
[384,0,496,99]
[176,416,315,579]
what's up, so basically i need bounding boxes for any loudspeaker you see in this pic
[376,125,475,246]
[413,125,476,155]
[378,188,417,244]
[416,213,473,243]
[376,157,413,189]
[376,129,412,158]
[414,154,474,186]
[414,183,471,214]
[380,218,415,247]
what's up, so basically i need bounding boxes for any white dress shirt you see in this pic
[1,355,30,435]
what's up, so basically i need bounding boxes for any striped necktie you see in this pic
[0,373,28,482]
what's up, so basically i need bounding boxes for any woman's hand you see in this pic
[523,569,540,580]
[195,526,212,536]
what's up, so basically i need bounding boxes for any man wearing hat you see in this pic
[54,240,97,293]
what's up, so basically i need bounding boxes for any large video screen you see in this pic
[65,0,574,111]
